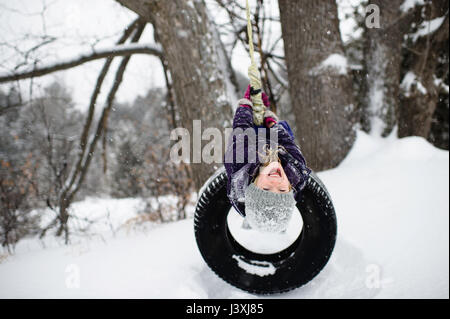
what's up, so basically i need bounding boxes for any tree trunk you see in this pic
[278,0,355,171]
[116,0,236,189]
[362,0,405,136]
[398,3,449,138]
[56,200,70,244]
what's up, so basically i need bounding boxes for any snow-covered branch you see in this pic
[0,42,163,83]
[408,15,447,42]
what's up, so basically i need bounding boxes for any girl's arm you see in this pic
[232,84,257,130]
[262,110,306,171]
[273,121,311,190]
[224,98,256,178]
[224,85,275,178]
[232,100,254,130]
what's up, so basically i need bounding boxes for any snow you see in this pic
[232,255,276,277]
[177,30,189,39]
[434,76,450,94]
[400,0,426,12]
[227,207,303,254]
[409,15,447,42]
[336,0,365,43]
[400,71,427,96]
[309,54,349,76]
[43,197,146,236]
[0,131,448,298]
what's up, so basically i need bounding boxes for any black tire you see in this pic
[194,169,337,295]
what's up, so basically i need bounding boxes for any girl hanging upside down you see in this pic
[224,85,311,233]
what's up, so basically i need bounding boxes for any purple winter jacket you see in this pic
[224,102,311,217]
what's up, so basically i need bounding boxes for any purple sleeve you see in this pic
[274,121,311,176]
[224,106,255,178]
[232,105,254,130]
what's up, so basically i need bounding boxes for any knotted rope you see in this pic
[246,0,264,126]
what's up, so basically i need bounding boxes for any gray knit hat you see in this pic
[244,183,296,233]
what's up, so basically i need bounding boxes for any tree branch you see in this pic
[0,42,163,83]
[62,18,141,198]
[67,22,146,203]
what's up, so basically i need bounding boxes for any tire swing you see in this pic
[194,1,337,294]
[194,168,337,294]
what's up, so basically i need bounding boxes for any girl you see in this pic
[224,85,311,232]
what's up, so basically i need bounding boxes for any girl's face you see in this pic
[255,161,291,193]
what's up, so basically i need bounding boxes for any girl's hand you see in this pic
[243,85,276,128]
[244,84,270,108]
[264,109,278,128]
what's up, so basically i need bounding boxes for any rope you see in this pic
[246,0,264,126]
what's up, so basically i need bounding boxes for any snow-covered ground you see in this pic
[0,130,448,298]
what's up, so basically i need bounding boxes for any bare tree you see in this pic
[278,0,356,171]
[0,14,171,243]
[1,1,237,241]
[49,21,147,243]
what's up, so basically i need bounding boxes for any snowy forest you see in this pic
[0,0,448,299]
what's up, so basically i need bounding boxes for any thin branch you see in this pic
[266,59,288,89]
